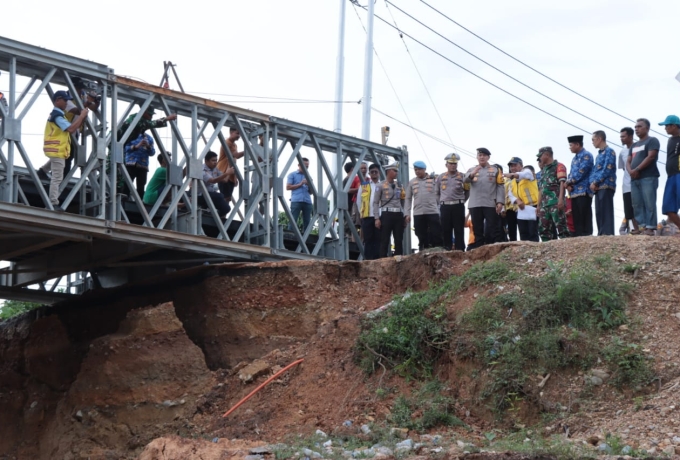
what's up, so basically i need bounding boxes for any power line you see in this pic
[382,0,457,151]
[350,1,436,171]
[417,0,670,140]
[216,100,358,104]
[189,91,356,103]
[384,1,647,143]
[372,106,478,161]
[360,4,667,165]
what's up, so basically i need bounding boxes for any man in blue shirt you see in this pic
[589,130,617,235]
[123,132,155,199]
[286,157,313,232]
[566,135,594,236]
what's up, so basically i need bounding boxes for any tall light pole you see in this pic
[333,0,346,134]
[361,0,375,141]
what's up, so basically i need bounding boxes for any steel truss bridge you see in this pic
[0,37,409,304]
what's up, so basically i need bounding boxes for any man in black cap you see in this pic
[464,148,505,249]
[565,135,594,237]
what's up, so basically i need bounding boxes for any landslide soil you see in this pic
[1,237,679,460]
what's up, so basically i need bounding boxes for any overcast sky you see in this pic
[3,0,680,226]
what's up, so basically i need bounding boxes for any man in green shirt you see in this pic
[143,154,169,206]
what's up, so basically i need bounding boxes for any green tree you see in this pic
[0,299,41,320]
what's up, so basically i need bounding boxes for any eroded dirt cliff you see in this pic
[2,238,680,459]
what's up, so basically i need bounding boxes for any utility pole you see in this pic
[333,0,346,134]
[361,0,375,141]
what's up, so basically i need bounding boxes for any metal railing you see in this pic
[0,36,410,270]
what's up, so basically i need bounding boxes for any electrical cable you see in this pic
[191,91,359,103]
[359,4,667,165]
[216,100,358,104]
[417,0,670,140]
[350,2,437,170]
[372,106,478,161]
[384,0,661,147]
[383,0,457,152]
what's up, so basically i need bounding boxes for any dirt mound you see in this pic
[137,436,266,460]
[1,237,680,459]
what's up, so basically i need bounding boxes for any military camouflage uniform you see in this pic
[538,160,570,241]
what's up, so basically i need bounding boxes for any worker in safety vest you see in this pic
[373,162,405,258]
[505,159,540,242]
[39,90,88,211]
[359,163,382,260]
[404,160,442,251]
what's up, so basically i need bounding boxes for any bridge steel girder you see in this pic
[0,36,409,301]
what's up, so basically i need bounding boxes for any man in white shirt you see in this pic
[505,163,540,242]
[618,127,638,234]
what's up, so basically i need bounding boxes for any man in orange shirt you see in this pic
[218,128,245,202]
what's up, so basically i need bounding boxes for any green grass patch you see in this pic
[602,337,654,388]
[389,381,466,431]
[355,260,512,377]
[458,257,648,413]
[354,255,655,417]
[488,430,596,459]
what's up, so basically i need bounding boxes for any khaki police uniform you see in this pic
[373,178,405,257]
[436,169,469,251]
[404,175,442,250]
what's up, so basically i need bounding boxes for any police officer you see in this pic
[374,162,405,257]
[464,148,505,248]
[436,154,469,251]
[404,160,442,251]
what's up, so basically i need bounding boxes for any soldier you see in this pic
[536,146,570,241]
[404,160,442,251]
[464,147,505,249]
[436,153,469,251]
[374,162,405,258]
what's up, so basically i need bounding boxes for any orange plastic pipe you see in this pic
[222,358,304,417]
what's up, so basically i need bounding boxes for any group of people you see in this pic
[350,116,680,259]
[37,87,680,255]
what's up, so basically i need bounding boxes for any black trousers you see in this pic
[518,219,540,242]
[413,214,443,250]
[469,207,501,248]
[595,189,615,236]
[124,164,148,198]
[440,203,466,251]
[379,211,404,258]
[571,195,593,237]
[218,181,236,201]
[361,217,381,260]
[199,191,231,218]
[506,209,518,241]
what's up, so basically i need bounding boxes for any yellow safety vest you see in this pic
[505,179,517,211]
[43,109,71,159]
[360,182,373,218]
[510,177,539,207]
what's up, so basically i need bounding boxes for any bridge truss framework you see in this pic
[0,37,410,304]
